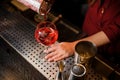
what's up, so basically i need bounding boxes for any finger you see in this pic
[51,52,62,59]
[50,47,66,61]
[44,46,56,53]
[51,51,66,61]
[54,54,65,61]
[47,53,63,62]
[44,51,57,60]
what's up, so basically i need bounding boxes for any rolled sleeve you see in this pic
[102,15,120,42]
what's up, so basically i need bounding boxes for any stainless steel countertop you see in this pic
[0,8,104,80]
[0,10,74,80]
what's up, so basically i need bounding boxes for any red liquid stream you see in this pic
[35,22,58,46]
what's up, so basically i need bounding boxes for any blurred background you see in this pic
[0,0,89,42]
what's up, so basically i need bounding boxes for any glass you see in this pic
[35,0,58,46]
[55,61,65,80]
[39,0,55,20]
[35,0,65,79]
[34,21,58,46]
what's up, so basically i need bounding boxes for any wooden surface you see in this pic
[0,38,48,80]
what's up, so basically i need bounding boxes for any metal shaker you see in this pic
[68,64,86,80]
[74,41,97,65]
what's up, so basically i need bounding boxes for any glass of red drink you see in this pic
[35,21,58,46]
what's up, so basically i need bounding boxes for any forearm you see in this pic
[73,31,110,47]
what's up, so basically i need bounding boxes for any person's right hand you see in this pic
[44,42,76,62]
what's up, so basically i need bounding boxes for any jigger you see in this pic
[74,41,97,65]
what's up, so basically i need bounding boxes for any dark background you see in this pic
[0,0,88,28]
[51,0,88,27]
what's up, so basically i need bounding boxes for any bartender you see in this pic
[44,0,120,64]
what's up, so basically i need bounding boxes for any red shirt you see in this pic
[83,0,120,55]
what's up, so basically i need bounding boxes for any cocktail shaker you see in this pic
[74,41,97,65]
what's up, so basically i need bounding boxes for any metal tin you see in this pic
[68,64,86,80]
[74,41,97,64]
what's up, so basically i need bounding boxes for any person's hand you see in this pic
[44,42,75,62]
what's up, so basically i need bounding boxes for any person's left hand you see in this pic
[44,42,75,62]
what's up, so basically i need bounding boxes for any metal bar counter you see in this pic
[0,8,103,80]
[0,8,74,80]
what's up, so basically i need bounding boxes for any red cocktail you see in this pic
[35,21,58,46]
